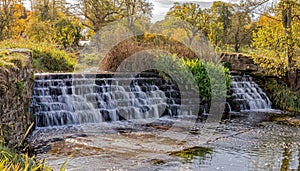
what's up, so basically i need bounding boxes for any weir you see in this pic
[229,75,272,111]
[30,73,184,127]
[30,73,273,128]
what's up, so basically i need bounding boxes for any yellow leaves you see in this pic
[174,5,182,10]
[170,28,187,42]
[144,32,156,40]
[252,3,300,77]
[0,2,30,40]
[26,20,54,43]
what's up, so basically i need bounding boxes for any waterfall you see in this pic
[30,73,180,128]
[229,75,272,111]
[30,73,271,127]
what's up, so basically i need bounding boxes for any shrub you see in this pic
[0,39,77,72]
[184,58,231,99]
[154,54,231,100]
[265,79,300,113]
[32,48,76,72]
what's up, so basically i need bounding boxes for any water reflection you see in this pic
[200,125,300,171]
[281,143,291,171]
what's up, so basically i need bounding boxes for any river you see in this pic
[27,110,300,171]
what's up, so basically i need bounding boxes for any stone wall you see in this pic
[220,53,260,73]
[0,49,34,146]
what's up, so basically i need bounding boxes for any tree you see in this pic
[278,0,300,90]
[210,0,269,52]
[123,0,152,31]
[210,1,233,46]
[26,18,54,43]
[226,0,269,52]
[229,10,253,52]
[30,0,70,21]
[27,0,83,48]
[0,0,27,40]
[54,16,83,48]
[167,3,211,45]
[74,0,123,33]
[252,0,300,90]
[6,3,30,39]
[74,0,152,35]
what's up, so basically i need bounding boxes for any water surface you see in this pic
[29,111,300,171]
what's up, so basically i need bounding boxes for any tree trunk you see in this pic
[234,29,240,52]
[285,69,300,91]
[282,0,296,90]
[234,43,240,52]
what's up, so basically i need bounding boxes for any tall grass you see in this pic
[0,123,67,171]
[0,143,50,171]
[0,142,68,171]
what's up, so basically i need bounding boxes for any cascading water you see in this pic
[229,75,272,111]
[30,73,180,128]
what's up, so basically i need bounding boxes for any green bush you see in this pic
[32,48,76,72]
[154,54,231,100]
[184,58,231,99]
[265,79,300,113]
[0,39,77,72]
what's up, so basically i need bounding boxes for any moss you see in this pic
[0,51,30,70]
[0,59,15,69]
[169,146,212,160]
[16,80,24,99]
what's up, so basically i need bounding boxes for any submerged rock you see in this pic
[151,159,166,165]
[169,146,212,160]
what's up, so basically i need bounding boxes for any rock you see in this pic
[151,159,166,165]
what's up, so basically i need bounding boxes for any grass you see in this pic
[0,122,67,171]
[0,142,61,171]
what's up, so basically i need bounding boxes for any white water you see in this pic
[30,74,174,127]
[230,75,272,111]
